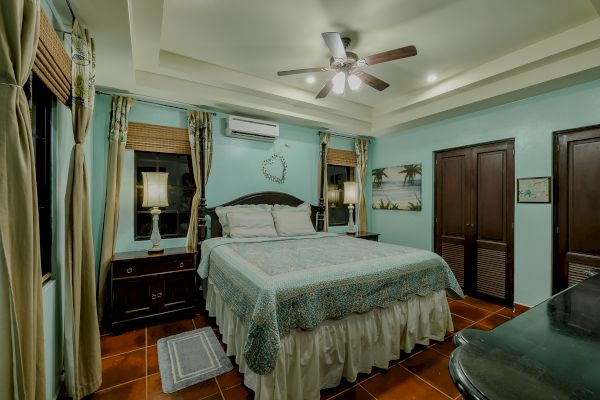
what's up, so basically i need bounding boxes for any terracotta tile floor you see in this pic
[93,296,520,400]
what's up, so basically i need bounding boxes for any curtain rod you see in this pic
[95,90,217,116]
[318,131,372,141]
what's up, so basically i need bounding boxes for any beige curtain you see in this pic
[186,111,212,249]
[319,132,331,231]
[64,20,101,398]
[0,1,46,399]
[355,138,369,232]
[98,96,134,322]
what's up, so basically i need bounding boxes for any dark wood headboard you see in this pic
[204,192,321,239]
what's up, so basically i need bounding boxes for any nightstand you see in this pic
[347,231,380,241]
[110,247,197,330]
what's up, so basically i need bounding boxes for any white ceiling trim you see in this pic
[67,0,600,137]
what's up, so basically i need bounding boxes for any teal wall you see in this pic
[90,94,368,257]
[371,79,600,307]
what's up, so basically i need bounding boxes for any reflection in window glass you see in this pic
[327,165,354,226]
[134,151,195,240]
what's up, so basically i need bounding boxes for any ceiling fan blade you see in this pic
[361,45,417,66]
[321,32,347,60]
[277,67,330,76]
[353,71,389,91]
[316,77,334,99]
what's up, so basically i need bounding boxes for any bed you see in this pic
[196,191,463,400]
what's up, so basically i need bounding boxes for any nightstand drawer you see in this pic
[112,255,194,278]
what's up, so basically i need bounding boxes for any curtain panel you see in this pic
[98,95,134,322]
[64,20,102,398]
[355,138,369,232]
[0,0,46,399]
[319,132,331,231]
[186,111,213,249]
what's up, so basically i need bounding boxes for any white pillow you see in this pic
[272,210,317,236]
[227,211,277,238]
[215,204,272,236]
[272,202,311,216]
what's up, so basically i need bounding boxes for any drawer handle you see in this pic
[157,292,163,298]
[126,267,133,274]
[179,262,184,268]
[151,294,157,300]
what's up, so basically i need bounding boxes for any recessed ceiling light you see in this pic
[305,75,316,84]
[427,74,438,83]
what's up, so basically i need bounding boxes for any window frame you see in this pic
[133,151,196,241]
[326,163,355,227]
[29,75,54,283]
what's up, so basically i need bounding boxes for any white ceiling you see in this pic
[55,0,600,136]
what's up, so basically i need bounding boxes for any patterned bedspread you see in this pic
[198,233,463,375]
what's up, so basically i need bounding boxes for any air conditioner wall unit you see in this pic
[226,115,279,142]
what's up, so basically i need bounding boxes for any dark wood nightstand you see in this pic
[110,247,197,330]
[347,231,380,241]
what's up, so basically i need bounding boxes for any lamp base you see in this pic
[148,207,164,253]
[147,245,164,254]
[346,204,357,233]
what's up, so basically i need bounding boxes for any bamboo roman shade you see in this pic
[327,148,357,167]
[126,122,191,155]
[32,10,71,105]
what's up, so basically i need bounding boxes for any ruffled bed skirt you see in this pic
[203,279,453,400]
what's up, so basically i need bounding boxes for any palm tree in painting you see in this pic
[372,168,388,187]
[400,164,422,185]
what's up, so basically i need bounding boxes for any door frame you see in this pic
[433,138,515,306]
[552,124,600,294]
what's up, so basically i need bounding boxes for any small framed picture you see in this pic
[517,177,551,203]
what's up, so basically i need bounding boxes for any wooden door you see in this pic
[160,271,196,313]
[435,140,514,305]
[554,125,600,292]
[112,276,156,321]
[435,148,471,287]
[471,142,514,303]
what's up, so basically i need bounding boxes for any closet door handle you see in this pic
[157,292,163,298]
[151,294,157,300]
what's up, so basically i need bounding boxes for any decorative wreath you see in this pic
[262,154,287,184]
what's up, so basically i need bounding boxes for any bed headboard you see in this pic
[204,191,321,239]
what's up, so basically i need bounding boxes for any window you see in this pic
[28,75,53,282]
[134,152,195,240]
[327,164,355,226]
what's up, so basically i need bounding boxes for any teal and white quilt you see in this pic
[198,233,463,375]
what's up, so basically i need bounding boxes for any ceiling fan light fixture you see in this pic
[427,74,438,83]
[305,75,316,84]
[332,71,346,94]
[347,74,361,90]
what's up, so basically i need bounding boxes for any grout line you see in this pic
[357,383,377,399]
[326,383,359,399]
[101,346,146,360]
[355,371,381,386]
[399,365,455,400]
[453,298,504,314]
[214,375,225,399]
[96,376,146,393]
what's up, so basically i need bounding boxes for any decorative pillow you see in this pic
[215,204,272,236]
[272,210,317,236]
[272,202,311,216]
[227,211,277,238]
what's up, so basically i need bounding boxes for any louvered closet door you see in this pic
[471,142,514,304]
[555,126,600,292]
[435,149,471,287]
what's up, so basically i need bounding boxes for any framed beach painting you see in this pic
[372,164,422,211]
[517,177,551,203]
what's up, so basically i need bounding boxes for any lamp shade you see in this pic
[142,172,169,208]
[328,184,340,204]
[343,181,357,204]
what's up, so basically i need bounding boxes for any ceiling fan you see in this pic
[277,32,417,99]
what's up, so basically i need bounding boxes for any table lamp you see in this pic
[328,184,340,207]
[142,172,169,253]
[343,181,357,233]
